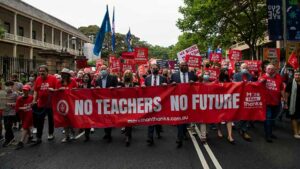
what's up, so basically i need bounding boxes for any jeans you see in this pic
[35,108,54,139]
[265,105,280,138]
[3,116,16,142]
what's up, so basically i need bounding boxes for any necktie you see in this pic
[153,76,157,86]
[183,73,186,83]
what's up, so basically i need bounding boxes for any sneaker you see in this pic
[91,128,95,134]
[32,128,37,134]
[61,137,70,143]
[294,134,300,139]
[0,135,4,142]
[47,134,55,140]
[62,129,65,134]
[15,142,24,150]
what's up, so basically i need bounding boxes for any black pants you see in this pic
[148,125,161,140]
[125,127,132,138]
[104,128,112,137]
[3,116,16,142]
[34,108,54,139]
[85,128,90,139]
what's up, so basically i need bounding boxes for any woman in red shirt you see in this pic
[15,85,33,150]
[56,68,77,143]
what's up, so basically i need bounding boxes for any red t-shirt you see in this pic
[259,73,283,106]
[34,75,57,108]
[15,95,33,129]
[55,78,78,89]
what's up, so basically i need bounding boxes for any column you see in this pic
[29,19,33,43]
[29,47,33,70]
[41,24,44,43]
[60,31,62,47]
[13,44,17,58]
[51,27,54,44]
[67,34,70,49]
[14,12,17,36]
[74,36,77,51]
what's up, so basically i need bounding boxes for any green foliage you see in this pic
[78,25,173,59]
[87,60,96,67]
[176,0,267,59]
[0,20,6,38]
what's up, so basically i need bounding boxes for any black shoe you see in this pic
[176,140,183,148]
[227,138,236,145]
[271,134,277,139]
[265,137,273,143]
[147,139,154,146]
[125,140,130,147]
[31,138,42,146]
[15,142,24,150]
[102,135,109,140]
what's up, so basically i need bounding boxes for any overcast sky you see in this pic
[22,0,183,47]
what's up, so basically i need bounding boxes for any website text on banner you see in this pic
[52,82,266,128]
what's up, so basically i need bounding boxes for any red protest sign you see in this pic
[228,50,242,61]
[121,59,136,73]
[134,47,148,65]
[209,53,222,63]
[288,52,299,70]
[53,82,266,128]
[122,52,135,59]
[243,60,262,73]
[205,68,220,81]
[185,55,202,68]
[109,56,121,73]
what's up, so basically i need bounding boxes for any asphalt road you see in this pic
[0,118,299,169]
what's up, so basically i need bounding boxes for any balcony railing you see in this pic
[3,33,79,56]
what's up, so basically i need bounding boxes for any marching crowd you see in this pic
[0,57,300,150]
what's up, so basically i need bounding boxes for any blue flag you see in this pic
[111,7,116,52]
[125,28,132,52]
[93,5,111,56]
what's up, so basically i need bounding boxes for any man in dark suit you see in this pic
[143,64,167,146]
[170,61,197,148]
[95,64,118,143]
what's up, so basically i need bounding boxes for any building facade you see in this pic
[0,0,91,80]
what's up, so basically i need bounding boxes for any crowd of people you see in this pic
[0,57,299,150]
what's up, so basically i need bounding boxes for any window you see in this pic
[18,27,24,36]
[32,30,36,39]
[44,33,46,42]
[4,22,10,33]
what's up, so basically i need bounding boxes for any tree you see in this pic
[177,0,267,60]
[78,25,172,59]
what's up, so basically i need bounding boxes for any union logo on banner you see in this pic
[57,100,69,116]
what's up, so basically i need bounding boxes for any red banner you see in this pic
[185,55,202,68]
[109,56,121,73]
[134,48,148,65]
[243,60,262,73]
[209,53,222,63]
[52,82,266,128]
[228,50,242,62]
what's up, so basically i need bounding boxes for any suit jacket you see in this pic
[233,72,252,82]
[170,71,197,83]
[96,74,118,88]
[144,75,167,87]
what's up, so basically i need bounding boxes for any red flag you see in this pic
[288,52,299,70]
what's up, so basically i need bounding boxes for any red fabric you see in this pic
[288,52,299,70]
[205,68,220,81]
[243,60,262,74]
[16,96,33,129]
[52,82,266,128]
[259,74,283,106]
[109,56,121,73]
[34,75,57,108]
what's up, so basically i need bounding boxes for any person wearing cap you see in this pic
[15,85,34,150]
[32,65,57,145]
[56,68,77,143]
